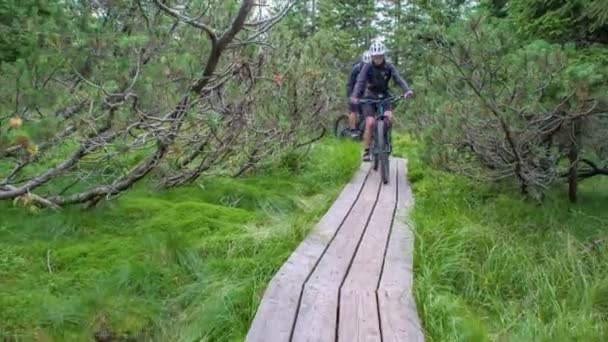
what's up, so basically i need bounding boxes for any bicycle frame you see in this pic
[358,95,403,145]
[357,95,404,183]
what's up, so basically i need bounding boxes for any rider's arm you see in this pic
[388,63,411,93]
[346,64,360,97]
[351,63,370,99]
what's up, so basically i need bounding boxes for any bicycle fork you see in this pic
[372,119,392,155]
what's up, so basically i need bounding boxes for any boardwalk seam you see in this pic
[375,160,401,342]
[335,173,384,342]
[288,166,372,342]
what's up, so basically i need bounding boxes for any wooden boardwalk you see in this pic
[246,158,424,342]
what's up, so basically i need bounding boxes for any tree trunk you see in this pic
[311,0,316,32]
[394,0,401,66]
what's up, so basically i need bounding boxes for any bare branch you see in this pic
[0,129,118,200]
[153,0,218,43]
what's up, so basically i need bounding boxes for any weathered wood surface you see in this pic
[246,158,423,342]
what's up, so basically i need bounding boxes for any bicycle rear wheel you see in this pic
[376,120,389,184]
[334,115,350,138]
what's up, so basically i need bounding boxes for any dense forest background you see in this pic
[1,0,607,206]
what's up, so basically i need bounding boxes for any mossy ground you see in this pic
[0,139,360,341]
[393,135,608,342]
[4,135,607,341]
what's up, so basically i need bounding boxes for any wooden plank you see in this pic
[338,159,398,341]
[378,159,424,342]
[291,170,383,342]
[246,163,371,342]
[247,158,425,342]
[342,159,399,289]
[377,289,423,342]
[378,159,414,290]
[336,290,380,342]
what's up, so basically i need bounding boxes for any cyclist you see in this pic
[345,51,371,138]
[350,41,413,161]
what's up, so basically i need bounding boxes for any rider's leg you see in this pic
[384,103,394,152]
[384,110,393,140]
[348,103,360,137]
[362,104,375,161]
[349,111,357,130]
[384,110,393,123]
[363,116,375,148]
[384,99,394,125]
[386,116,393,153]
[348,102,358,129]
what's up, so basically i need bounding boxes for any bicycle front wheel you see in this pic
[376,120,389,184]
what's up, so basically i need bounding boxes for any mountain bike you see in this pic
[358,95,404,184]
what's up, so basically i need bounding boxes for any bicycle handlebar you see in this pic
[353,95,406,105]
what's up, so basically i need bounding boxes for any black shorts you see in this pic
[347,101,361,113]
[362,101,392,117]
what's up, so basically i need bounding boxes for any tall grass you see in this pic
[393,135,608,342]
[0,139,360,341]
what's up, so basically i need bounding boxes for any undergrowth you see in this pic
[0,139,360,341]
[393,135,608,342]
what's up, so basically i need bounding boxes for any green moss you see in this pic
[395,135,608,342]
[0,138,361,341]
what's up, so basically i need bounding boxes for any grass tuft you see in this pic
[0,138,360,341]
[394,135,608,342]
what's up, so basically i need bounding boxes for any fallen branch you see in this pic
[296,126,326,148]
[4,185,61,211]
[0,129,118,200]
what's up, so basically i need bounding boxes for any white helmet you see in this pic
[362,51,371,63]
[369,41,386,56]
